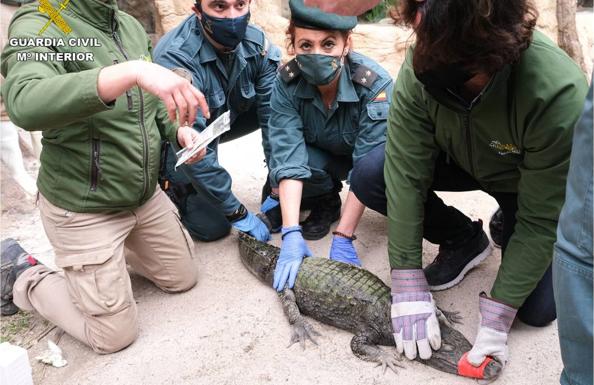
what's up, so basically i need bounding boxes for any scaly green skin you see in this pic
[238,233,502,379]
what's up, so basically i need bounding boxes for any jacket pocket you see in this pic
[208,89,226,110]
[303,125,317,143]
[341,128,356,147]
[55,248,130,316]
[90,139,101,192]
[238,84,256,112]
[366,101,389,121]
[125,90,133,111]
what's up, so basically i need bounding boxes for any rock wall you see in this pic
[150,0,410,76]
[153,0,194,34]
[145,0,591,78]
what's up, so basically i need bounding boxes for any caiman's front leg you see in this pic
[436,306,464,327]
[350,333,404,374]
[278,288,321,349]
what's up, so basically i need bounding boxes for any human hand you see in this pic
[232,210,271,242]
[260,195,280,213]
[135,61,210,125]
[467,294,517,368]
[391,269,441,360]
[328,234,361,266]
[176,125,206,165]
[273,226,312,291]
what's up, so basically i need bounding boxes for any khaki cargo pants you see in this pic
[13,188,197,353]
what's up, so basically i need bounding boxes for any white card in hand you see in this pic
[174,111,231,169]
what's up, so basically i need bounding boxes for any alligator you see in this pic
[238,233,502,379]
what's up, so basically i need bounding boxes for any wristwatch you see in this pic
[225,203,248,223]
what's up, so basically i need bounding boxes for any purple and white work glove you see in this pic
[467,293,517,367]
[391,269,441,360]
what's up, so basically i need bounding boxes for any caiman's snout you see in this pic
[457,352,503,380]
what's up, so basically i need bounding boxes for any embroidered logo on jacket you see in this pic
[489,141,520,156]
[38,0,72,35]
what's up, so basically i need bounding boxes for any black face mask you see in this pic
[415,63,474,90]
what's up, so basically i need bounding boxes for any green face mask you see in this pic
[296,54,343,86]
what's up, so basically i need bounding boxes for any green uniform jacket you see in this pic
[385,30,588,307]
[1,0,177,212]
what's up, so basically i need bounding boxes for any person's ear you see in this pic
[343,34,352,55]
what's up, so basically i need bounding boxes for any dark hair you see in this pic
[285,19,352,55]
[390,0,538,74]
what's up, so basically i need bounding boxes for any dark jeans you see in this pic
[160,107,263,242]
[350,143,556,327]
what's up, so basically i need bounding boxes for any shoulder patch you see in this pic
[279,59,301,83]
[371,90,387,102]
[352,65,378,89]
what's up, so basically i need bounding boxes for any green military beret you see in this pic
[289,0,357,31]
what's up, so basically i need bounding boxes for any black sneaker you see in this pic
[1,239,37,316]
[424,220,491,291]
[489,208,504,248]
[300,192,341,240]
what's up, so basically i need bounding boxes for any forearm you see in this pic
[490,219,557,308]
[97,60,142,104]
[335,191,365,236]
[279,179,303,227]
[3,65,113,130]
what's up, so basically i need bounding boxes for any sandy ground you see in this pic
[0,130,563,385]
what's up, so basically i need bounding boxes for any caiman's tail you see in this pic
[238,232,279,287]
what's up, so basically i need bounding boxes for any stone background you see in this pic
[126,0,593,77]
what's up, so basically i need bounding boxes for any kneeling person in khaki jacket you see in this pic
[1,1,209,354]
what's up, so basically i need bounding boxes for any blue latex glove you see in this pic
[260,195,279,213]
[273,226,312,291]
[328,235,362,266]
[232,211,271,242]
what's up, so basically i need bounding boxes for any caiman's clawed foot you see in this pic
[373,351,404,374]
[437,308,464,327]
[288,318,321,350]
[279,288,321,350]
[351,333,404,374]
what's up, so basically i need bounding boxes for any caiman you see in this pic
[238,233,502,379]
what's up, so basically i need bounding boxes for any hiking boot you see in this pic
[489,208,504,248]
[424,220,491,291]
[300,192,341,240]
[1,238,38,316]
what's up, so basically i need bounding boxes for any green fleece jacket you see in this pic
[1,0,177,212]
[385,30,588,307]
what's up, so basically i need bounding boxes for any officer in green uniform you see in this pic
[264,0,393,291]
[154,0,281,243]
